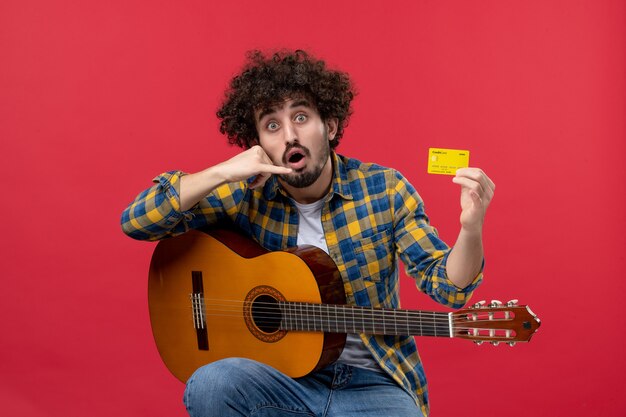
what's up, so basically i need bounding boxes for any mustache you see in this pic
[282,143,311,164]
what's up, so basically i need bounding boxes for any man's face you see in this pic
[255,97,337,189]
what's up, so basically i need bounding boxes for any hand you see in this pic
[452,168,495,233]
[217,145,292,189]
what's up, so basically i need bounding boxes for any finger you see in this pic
[455,167,486,182]
[452,176,486,197]
[258,164,293,175]
[454,177,494,207]
[456,168,495,195]
[469,189,483,204]
[248,164,292,189]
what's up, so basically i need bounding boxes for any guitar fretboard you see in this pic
[279,301,451,337]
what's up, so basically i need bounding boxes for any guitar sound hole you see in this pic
[252,295,282,334]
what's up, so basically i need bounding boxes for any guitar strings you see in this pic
[184,300,513,333]
[188,305,513,333]
[202,301,453,317]
[194,310,498,324]
[190,298,509,323]
[185,311,512,337]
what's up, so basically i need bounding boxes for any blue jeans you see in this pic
[183,358,424,417]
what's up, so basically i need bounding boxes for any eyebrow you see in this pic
[256,99,313,122]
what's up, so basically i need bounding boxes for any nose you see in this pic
[282,121,298,144]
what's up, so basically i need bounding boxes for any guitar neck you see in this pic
[279,302,452,338]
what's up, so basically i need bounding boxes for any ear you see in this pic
[326,118,339,142]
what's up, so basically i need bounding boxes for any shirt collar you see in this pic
[263,151,353,201]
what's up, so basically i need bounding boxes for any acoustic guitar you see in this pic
[148,229,540,382]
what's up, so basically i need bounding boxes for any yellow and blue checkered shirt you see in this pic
[121,152,482,416]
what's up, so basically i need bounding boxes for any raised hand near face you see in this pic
[179,145,292,212]
[216,145,293,189]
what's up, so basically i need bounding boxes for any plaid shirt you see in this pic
[121,152,482,416]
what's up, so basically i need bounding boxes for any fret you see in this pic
[324,304,328,332]
[380,308,384,334]
[405,309,410,336]
[325,305,331,332]
[362,307,367,333]
[324,305,330,332]
[417,311,422,336]
[318,303,322,332]
[433,311,437,337]
[316,303,321,332]
[435,312,445,337]
[296,303,304,330]
[326,304,331,332]
[393,309,398,335]
[359,307,364,333]
[351,306,356,333]
[340,302,347,333]
[295,303,299,331]
[302,302,306,331]
[304,303,309,331]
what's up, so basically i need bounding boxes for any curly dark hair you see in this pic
[217,50,355,149]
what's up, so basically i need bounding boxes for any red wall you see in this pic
[2,1,624,416]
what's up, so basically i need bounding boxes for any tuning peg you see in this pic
[508,342,516,347]
[490,300,502,307]
[491,341,500,346]
[473,300,486,308]
[507,299,519,307]
[474,340,483,345]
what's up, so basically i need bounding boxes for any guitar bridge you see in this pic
[191,271,209,350]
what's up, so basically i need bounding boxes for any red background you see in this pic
[2,1,625,416]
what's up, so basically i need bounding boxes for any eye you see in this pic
[294,113,307,123]
[267,121,279,131]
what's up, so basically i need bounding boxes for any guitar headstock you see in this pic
[451,300,541,346]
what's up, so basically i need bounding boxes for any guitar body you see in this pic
[148,229,346,382]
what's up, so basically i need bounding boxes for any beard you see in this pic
[278,131,331,189]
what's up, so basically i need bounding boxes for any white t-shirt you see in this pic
[292,198,383,373]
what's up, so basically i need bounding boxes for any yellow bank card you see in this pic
[427,148,470,175]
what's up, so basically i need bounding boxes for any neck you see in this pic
[280,155,333,204]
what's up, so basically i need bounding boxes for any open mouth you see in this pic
[288,152,305,163]
[284,147,308,169]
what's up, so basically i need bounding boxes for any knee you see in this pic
[186,358,248,393]
[183,358,265,410]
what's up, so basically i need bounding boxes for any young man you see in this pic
[121,50,495,417]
